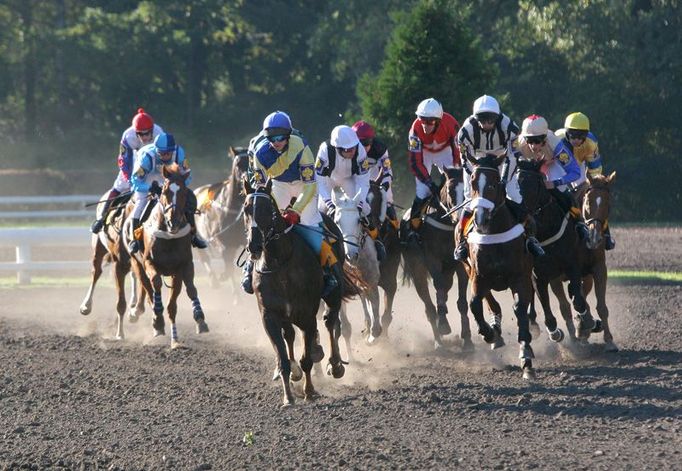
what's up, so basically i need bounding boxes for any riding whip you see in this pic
[84,191,133,207]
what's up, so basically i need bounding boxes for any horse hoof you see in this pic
[591,319,603,333]
[519,342,535,360]
[529,322,542,337]
[304,390,320,401]
[171,340,185,350]
[311,344,325,363]
[128,312,139,323]
[366,334,378,345]
[549,328,565,343]
[281,399,295,408]
[523,367,536,380]
[491,331,506,349]
[290,363,303,382]
[437,316,452,336]
[196,320,210,334]
[604,341,619,352]
[326,362,345,379]
[272,369,280,381]
[461,338,475,353]
[79,305,91,316]
[114,334,124,341]
[153,329,165,337]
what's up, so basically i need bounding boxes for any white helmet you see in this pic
[330,125,360,149]
[415,98,443,119]
[521,115,549,137]
[473,95,500,116]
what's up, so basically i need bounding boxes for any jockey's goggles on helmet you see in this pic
[567,130,588,141]
[476,112,498,124]
[526,135,546,145]
[267,134,289,143]
[337,146,356,154]
[419,117,438,125]
[136,129,152,137]
[359,138,373,146]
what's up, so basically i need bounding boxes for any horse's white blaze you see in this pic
[596,196,602,208]
[250,193,258,228]
[477,173,487,196]
[379,189,387,223]
[169,182,180,206]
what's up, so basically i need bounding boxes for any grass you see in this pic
[609,270,682,285]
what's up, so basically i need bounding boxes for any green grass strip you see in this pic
[609,270,682,283]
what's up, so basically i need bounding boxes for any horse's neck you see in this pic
[261,223,294,265]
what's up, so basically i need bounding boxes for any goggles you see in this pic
[136,130,152,137]
[567,130,588,141]
[525,135,546,145]
[476,112,498,124]
[419,117,438,125]
[267,134,289,143]
[337,146,356,154]
[359,138,373,146]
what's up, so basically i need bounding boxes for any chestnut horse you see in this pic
[194,146,250,288]
[129,164,209,348]
[463,155,535,379]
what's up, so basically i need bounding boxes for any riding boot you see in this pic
[405,196,426,246]
[90,189,120,234]
[185,209,208,249]
[374,239,386,261]
[453,209,472,262]
[128,218,142,254]
[604,226,616,250]
[386,204,399,229]
[320,239,340,298]
[241,260,254,294]
[322,265,340,298]
[524,216,545,257]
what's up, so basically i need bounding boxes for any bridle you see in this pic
[244,191,293,250]
[582,185,610,229]
[159,181,186,230]
[516,167,555,216]
[470,165,505,220]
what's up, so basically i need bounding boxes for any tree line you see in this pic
[0,0,679,220]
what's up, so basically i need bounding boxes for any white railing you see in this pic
[0,194,100,220]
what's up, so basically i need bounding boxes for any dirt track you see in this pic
[1,227,681,470]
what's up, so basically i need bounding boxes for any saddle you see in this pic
[104,193,133,231]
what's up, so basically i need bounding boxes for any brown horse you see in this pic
[550,171,617,351]
[194,146,250,288]
[80,192,146,338]
[516,159,600,342]
[242,178,362,406]
[463,155,535,379]
[129,164,209,348]
[401,169,476,351]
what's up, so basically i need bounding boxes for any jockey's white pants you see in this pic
[131,175,164,220]
[415,148,457,199]
[112,171,132,193]
[271,180,321,225]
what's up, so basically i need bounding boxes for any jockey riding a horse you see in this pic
[352,120,399,229]
[405,98,462,245]
[128,132,208,254]
[455,95,545,261]
[515,115,590,241]
[315,125,386,261]
[556,112,615,249]
[90,108,164,234]
[241,111,340,297]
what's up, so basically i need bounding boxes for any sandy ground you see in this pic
[0,227,681,470]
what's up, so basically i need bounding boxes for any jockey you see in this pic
[516,115,589,240]
[406,98,462,245]
[454,95,544,260]
[352,120,398,225]
[241,111,339,297]
[556,112,615,250]
[315,125,385,261]
[90,108,163,233]
[128,132,208,254]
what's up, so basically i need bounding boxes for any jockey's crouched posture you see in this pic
[241,111,339,297]
[128,133,208,254]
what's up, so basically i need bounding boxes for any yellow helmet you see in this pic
[564,112,590,131]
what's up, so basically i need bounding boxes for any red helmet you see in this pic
[132,108,154,132]
[352,120,376,141]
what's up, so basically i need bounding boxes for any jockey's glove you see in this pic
[428,181,440,199]
[150,181,162,196]
[282,209,300,226]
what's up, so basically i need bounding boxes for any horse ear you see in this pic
[608,171,616,184]
[229,146,236,158]
[243,176,254,194]
[265,177,273,194]
[332,187,342,205]
[494,155,505,168]
[162,165,169,179]
[586,172,594,184]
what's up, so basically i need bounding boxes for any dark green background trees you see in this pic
[1,0,679,220]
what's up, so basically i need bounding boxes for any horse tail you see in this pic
[340,261,368,302]
[400,254,414,287]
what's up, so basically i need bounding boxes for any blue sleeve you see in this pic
[554,147,581,186]
[131,154,151,192]
[176,147,192,186]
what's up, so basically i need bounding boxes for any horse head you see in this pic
[332,187,363,261]
[583,171,616,249]
[468,155,506,231]
[516,158,549,213]
[442,167,464,213]
[367,178,387,227]
[230,146,250,183]
[160,164,189,234]
[243,177,278,258]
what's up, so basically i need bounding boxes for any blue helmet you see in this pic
[154,133,176,153]
[262,111,292,137]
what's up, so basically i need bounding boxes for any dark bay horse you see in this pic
[80,193,146,338]
[550,171,617,351]
[516,159,600,342]
[463,155,535,379]
[129,164,209,348]
[243,178,362,407]
[194,146,249,288]
[401,169,475,351]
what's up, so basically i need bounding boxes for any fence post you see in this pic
[16,243,32,285]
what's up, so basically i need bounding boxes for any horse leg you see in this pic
[79,239,107,315]
[323,300,345,379]
[535,278,564,342]
[150,274,165,337]
[434,268,454,336]
[411,265,442,349]
[593,264,616,351]
[184,261,209,334]
[549,278,576,341]
[283,322,303,381]
[479,290,504,349]
[262,309,294,407]
[379,275,397,338]
[470,288,498,347]
[338,303,352,363]
[301,324,319,401]
[456,264,474,352]
[166,275,184,348]
[570,274,598,340]
[365,287,382,344]
[130,273,147,321]
[527,291,542,336]
[513,289,535,380]
[113,260,128,340]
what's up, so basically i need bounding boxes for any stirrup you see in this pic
[605,235,615,250]
[241,274,254,294]
[454,240,469,261]
[526,237,545,257]
[128,239,141,254]
[192,235,208,249]
[575,221,589,240]
[374,240,386,261]
[321,272,339,298]
[90,219,104,234]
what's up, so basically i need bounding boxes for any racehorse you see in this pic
[550,171,617,350]
[401,169,476,351]
[243,178,362,406]
[516,159,600,342]
[194,146,250,288]
[332,187,381,350]
[463,155,535,379]
[80,192,146,339]
[129,164,209,348]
